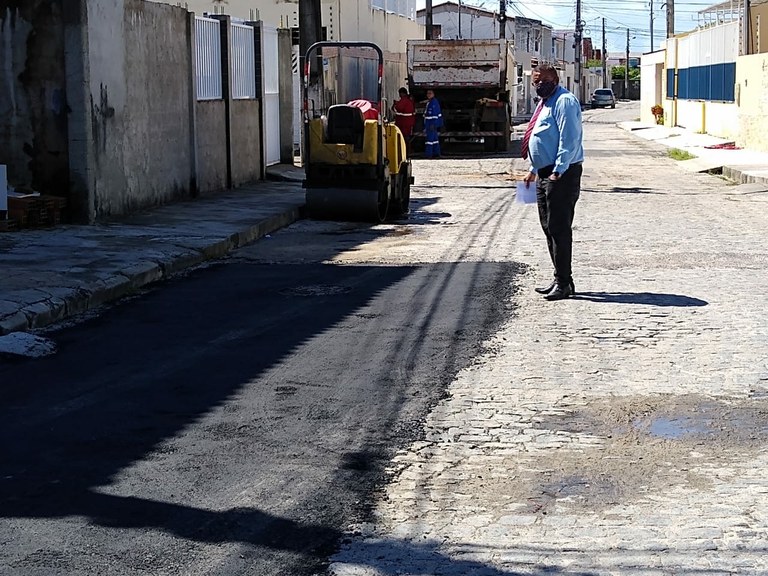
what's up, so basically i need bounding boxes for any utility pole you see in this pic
[499,0,506,39]
[666,0,675,38]
[298,0,322,65]
[299,0,323,102]
[426,0,434,40]
[625,28,630,100]
[744,0,751,55]
[575,0,584,103]
[650,0,654,50]
[602,18,607,88]
[458,0,462,39]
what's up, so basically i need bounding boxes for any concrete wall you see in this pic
[277,28,294,163]
[0,0,267,222]
[674,99,739,138]
[748,2,768,54]
[0,1,69,196]
[612,79,640,100]
[230,99,262,186]
[196,100,228,193]
[736,52,768,151]
[84,0,194,219]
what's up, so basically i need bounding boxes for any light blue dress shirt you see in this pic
[528,85,584,175]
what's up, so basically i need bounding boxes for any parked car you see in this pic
[590,88,616,109]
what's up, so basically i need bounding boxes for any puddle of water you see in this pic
[646,417,711,439]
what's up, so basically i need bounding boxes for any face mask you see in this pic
[535,80,557,99]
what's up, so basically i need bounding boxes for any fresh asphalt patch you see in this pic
[0,258,520,575]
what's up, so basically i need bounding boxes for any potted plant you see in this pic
[651,104,664,125]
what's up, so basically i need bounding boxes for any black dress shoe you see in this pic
[545,283,574,301]
[536,280,575,295]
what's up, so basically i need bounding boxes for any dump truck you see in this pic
[407,39,516,154]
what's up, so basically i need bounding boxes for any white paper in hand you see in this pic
[515,181,537,204]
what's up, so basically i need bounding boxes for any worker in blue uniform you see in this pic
[423,89,443,159]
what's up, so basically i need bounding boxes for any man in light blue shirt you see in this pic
[522,64,584,300]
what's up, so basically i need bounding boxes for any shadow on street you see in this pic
[573,292,708,307]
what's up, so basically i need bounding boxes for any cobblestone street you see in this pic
[327,103,768,575]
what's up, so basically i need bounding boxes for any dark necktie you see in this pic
[521,101,544,160]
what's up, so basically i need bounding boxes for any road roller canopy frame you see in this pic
[302,41,412,223]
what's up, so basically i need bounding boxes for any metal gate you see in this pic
[259,24,281,166]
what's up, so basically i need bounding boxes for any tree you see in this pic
[611,65,640,80]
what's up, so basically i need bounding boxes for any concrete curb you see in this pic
[619,122,768,185]
[722,165,768,186]
[0,205,304,336]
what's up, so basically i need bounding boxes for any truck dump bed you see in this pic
[407,39,515,154]
[408,39,512,89]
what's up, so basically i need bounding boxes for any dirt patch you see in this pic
[460,394,768,516]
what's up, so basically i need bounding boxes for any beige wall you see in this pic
[749,2,768,54]
[736,52,768,151]
[673,100,739,138]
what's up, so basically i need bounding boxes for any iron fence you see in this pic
[231,23,257,100]
[195,16,223,100]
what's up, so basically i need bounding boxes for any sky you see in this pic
[417,0,725,54]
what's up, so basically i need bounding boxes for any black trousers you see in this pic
[536,163,582,286]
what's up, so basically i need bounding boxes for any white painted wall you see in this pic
[641,50,666,124]
[162,0,422,54]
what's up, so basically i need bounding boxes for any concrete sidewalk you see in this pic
[619,120,768,185]
[1,175,305,336]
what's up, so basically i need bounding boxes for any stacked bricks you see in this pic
[4,195,68,230]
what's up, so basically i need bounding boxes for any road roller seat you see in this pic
[326,104,365,150]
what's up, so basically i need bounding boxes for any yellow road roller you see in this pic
[302,41,413,222]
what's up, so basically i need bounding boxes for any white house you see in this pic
[416,1,555,114]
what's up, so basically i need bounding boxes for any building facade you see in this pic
[640,0,768,152]
[416,1,557,114]
[164,0,421,54]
